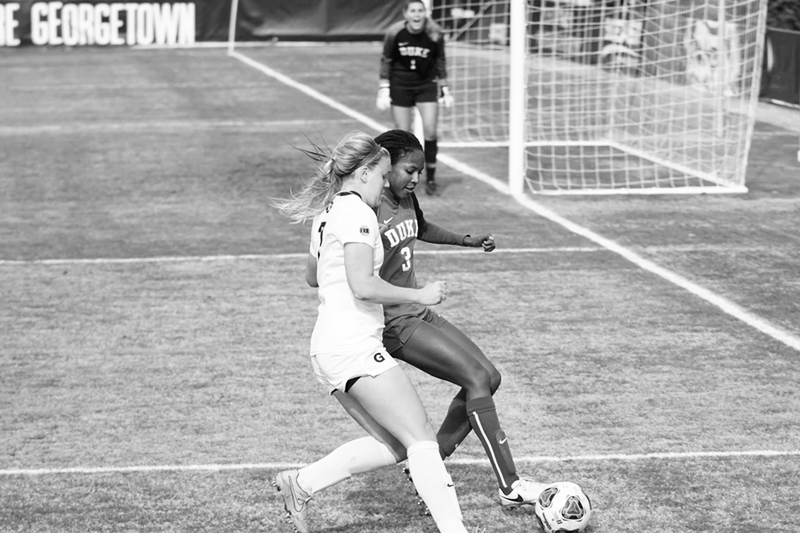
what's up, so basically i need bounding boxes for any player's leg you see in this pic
[291,390,404,495]
[416,91,440,195]
[395,317,542,507]
[347,366,467,533]
[274,358,405,533]
[390,85,416,132]
[392,105,414,132]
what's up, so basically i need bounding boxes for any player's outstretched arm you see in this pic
[419,221,495,252]
[463,234,495,252]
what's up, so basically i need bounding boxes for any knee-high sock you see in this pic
[407,441,467,533]
[297,436,398,494]
[466,396,519,492]
[424,139,438,182]
[437,389,472,459]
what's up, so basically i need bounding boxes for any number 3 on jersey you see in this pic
[399,246,411,271]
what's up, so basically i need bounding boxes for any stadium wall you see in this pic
[0,0,404,46]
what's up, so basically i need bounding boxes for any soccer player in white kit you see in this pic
[272,131,471,533]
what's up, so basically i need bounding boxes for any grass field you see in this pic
[2,42,800,533]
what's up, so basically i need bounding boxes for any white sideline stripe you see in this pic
[3,450,799,476]
[226,51,800,355]
[0,248,600,266]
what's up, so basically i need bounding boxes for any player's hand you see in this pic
[376,87,392,111]
[418,281,447,305]
[463,234,495,252]
[438,86,454,108]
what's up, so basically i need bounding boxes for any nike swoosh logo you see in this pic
[383,217,394,224]
[288,480,307,512]
[499,437,507,445]
[503,494,524,503]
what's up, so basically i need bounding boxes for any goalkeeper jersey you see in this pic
[309,192,385,357]
[380,20,447,88]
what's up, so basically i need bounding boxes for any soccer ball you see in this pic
[534,482,593,533]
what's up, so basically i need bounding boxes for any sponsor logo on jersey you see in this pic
[360,226,370,235]
[374,353,385,363]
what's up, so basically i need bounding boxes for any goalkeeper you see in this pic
[377,0,453,196]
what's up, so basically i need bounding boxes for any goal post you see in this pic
[434,0,768,195]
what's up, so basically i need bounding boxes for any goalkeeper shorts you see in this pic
[390,81,438,107]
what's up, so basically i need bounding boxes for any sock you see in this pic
[466,396,519,493]
[297,436,398,494]
[424,139,438,182]
[407,441,467,533]
[436,389,472,459]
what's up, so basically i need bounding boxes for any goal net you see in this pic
[433,0,768,195]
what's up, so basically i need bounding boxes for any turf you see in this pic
[1,44,799,533]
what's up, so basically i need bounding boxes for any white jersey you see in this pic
[309,192,385,357]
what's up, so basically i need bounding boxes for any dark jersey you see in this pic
[378,190,466,330]
[380,20,447,89]
[377,191,427,327]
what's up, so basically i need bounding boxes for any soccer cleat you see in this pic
[425,179,439,196]
[499,477,545,511]
[273,470,312,533]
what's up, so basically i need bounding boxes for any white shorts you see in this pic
[311,346,398,393]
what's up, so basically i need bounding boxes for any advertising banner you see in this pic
[0,0,404,46]
[0,1,203,46]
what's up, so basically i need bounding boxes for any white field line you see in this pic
[227,50,800,355]
[3,450,799,476]
[0,247,601,266]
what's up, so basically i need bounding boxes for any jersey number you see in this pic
[317,221,326,259]
[400,246,412,272]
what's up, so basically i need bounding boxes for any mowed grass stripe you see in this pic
[3,450,799,476]
[0,118,355,136]
[0,247,603,265]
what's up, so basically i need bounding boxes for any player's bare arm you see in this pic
[344,242,446,305]
[305,253,319,288]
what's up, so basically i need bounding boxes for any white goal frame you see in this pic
[435,0,768,195]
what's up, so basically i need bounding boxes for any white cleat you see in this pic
[273,470,312,533]
[499,477,545,511]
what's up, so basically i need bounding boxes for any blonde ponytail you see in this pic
[273,131,388,224]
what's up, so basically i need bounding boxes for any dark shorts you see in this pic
[383,307,449,354]
[390,81,439,108]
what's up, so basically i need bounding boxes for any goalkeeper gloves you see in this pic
[376,86,392,111]
[439,86,454,108]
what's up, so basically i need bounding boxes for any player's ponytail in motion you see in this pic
[374,129,423,166]
[274,131,388,224]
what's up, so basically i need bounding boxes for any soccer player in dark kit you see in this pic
[374,129,546,510]
[377,0,454,196]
